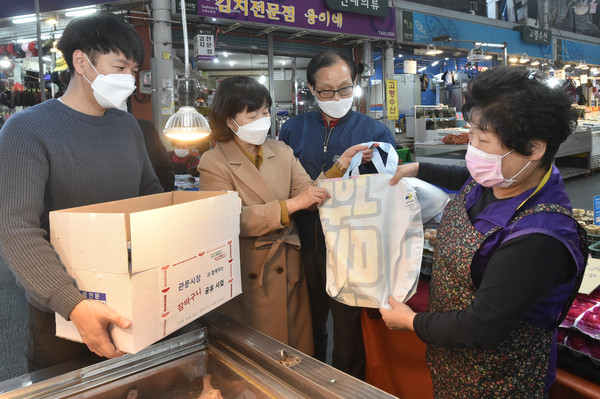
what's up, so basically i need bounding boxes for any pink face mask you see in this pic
[465,144,531,188]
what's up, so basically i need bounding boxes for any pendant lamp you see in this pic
[163,0,211,141]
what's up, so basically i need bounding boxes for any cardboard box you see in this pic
[51,191,242,353]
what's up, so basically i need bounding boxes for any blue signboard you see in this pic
[404,11,553,59]
[558,39,600,65]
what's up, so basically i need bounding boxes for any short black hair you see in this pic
[463,66,577,168]
[209,76,272,142]
[306,50,357,87]
[57,13,144,73]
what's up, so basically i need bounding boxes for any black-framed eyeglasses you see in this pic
[314,85,354,99]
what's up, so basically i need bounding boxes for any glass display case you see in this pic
[554,126,592,179]
[414,143,467,166]
[0,312,398,399]
[408,105,457,142]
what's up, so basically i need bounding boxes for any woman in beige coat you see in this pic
[198,76,369,354]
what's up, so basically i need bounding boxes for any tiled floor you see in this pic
[1,170,599,383]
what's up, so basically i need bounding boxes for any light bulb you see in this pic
[354,85,363,98]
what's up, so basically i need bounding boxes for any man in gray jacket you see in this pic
[0,14,163,372]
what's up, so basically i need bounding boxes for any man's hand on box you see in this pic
[69,300,131,358]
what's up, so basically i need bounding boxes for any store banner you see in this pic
[197,0,396,39]
[385,79,399,120]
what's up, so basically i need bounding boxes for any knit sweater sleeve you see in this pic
[0,113,84,319]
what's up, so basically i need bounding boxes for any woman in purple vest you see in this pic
[381,65,588,398]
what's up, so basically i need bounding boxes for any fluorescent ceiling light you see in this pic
[65,6,97,17]
[12,15,37,24]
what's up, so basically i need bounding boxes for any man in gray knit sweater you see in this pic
[0,14,163,371]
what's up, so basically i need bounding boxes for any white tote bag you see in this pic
[318,142,423,308]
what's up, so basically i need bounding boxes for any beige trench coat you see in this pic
[198,139,314,355]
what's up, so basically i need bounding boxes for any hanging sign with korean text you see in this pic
[386,79,399,121]
[197,0,396,39]
[175,0,198,14]
[513,26,551,45]
[325,0,389,18]
[194,34,216,61]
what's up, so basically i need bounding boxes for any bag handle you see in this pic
[343,141,399,179]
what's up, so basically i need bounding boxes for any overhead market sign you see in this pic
[325,0,389,18]
[197,0,396,39]
[174,0,198,15]
[513,26,551,45]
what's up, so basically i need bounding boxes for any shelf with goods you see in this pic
[556,208,600,385]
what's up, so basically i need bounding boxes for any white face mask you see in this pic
[231,116,271,145]
[316,95,354,119]
[82,53,136,111]
[174,148,190,158]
